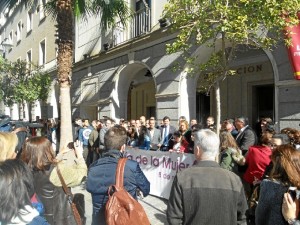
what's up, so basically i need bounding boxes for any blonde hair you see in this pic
[0,132,18,161]
[219,131,239,151]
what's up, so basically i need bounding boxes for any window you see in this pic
[9,31,13,45]
[133,0,151,37]
[17,21,22,42]
[27,11,32,32]
[26,50,32,71]
[39,0,46,20]
[39,39,46,65]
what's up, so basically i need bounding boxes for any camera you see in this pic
[288,187,297,200]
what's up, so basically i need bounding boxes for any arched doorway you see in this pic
[115,62,156,120]
[195,46,274,127]
[128,80,156,120]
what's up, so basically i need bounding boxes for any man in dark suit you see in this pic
[158,116,176,151]
[147,119,161,150]
[235,116,258,156]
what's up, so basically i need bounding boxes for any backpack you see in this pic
[105,158,150,225]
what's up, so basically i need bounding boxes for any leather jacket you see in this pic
[32,165,76,225]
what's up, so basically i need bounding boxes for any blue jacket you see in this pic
[86,150,150,224]
[28,216,50,225]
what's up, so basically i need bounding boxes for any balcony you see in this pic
[111,8,152,47]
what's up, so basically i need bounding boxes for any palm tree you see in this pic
[2,0,131,150]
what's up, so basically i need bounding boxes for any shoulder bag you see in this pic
[105,158,150,225]
[56,166,85,225]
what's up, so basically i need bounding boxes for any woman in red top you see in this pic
[243,132,273,188]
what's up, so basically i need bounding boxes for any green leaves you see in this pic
[163,0,300,92]
[0,59,51,106]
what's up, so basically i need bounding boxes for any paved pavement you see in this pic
[72,186,168,225]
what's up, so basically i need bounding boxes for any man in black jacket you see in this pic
[235,116,258,155]
[158,116,176,151]
[167,129,248,225]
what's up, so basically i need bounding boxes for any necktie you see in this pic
[164,126,168,146]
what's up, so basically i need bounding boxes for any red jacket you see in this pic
[243,145,272,184]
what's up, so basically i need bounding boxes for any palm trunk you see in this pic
[56,0,74,151]
[60,86,72,149]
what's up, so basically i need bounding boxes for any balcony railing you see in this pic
[112,8,151,47]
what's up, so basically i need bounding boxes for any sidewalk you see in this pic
[72,186,168,225]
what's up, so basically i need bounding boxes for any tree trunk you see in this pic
[19,101,25,120]
[59,86,73,149]
[28,102,32,122]
[56,0,74,151]
[215,81,221,136]
[214,81,221,163]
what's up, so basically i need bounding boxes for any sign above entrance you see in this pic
[236,64,263,75]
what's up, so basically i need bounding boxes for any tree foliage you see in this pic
[0,58,51,107]
[163,0,300,132]
[2,0,132,149]
[164,0,300,84]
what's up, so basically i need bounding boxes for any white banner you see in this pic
[125,148,196,199]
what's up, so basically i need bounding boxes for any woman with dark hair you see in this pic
[138,125,150,150]
[255,145,300,225]
[170,131,189,153]
[0,159,49,225]
[21,137,87,225]
[127,126,138,147]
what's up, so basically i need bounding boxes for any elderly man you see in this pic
[167,129,248,225]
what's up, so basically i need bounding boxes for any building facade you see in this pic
[1,0,300,130]
[0,0,57,120]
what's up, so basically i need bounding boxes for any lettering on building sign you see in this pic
[236,64,263,75]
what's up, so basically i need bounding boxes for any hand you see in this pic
[253,176,261,186]
[74,140,84,159]
[231,147,241,155]
[232,153,245,165]
[282,192,299,222]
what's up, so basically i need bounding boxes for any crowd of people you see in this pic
[0,114,300,225]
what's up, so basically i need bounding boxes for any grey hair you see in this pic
[236,116,249,126]
[193,129,220,159]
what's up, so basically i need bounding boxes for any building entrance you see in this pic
[252,84,274,127]
[196,92,210,125]
[127,80,156,120]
